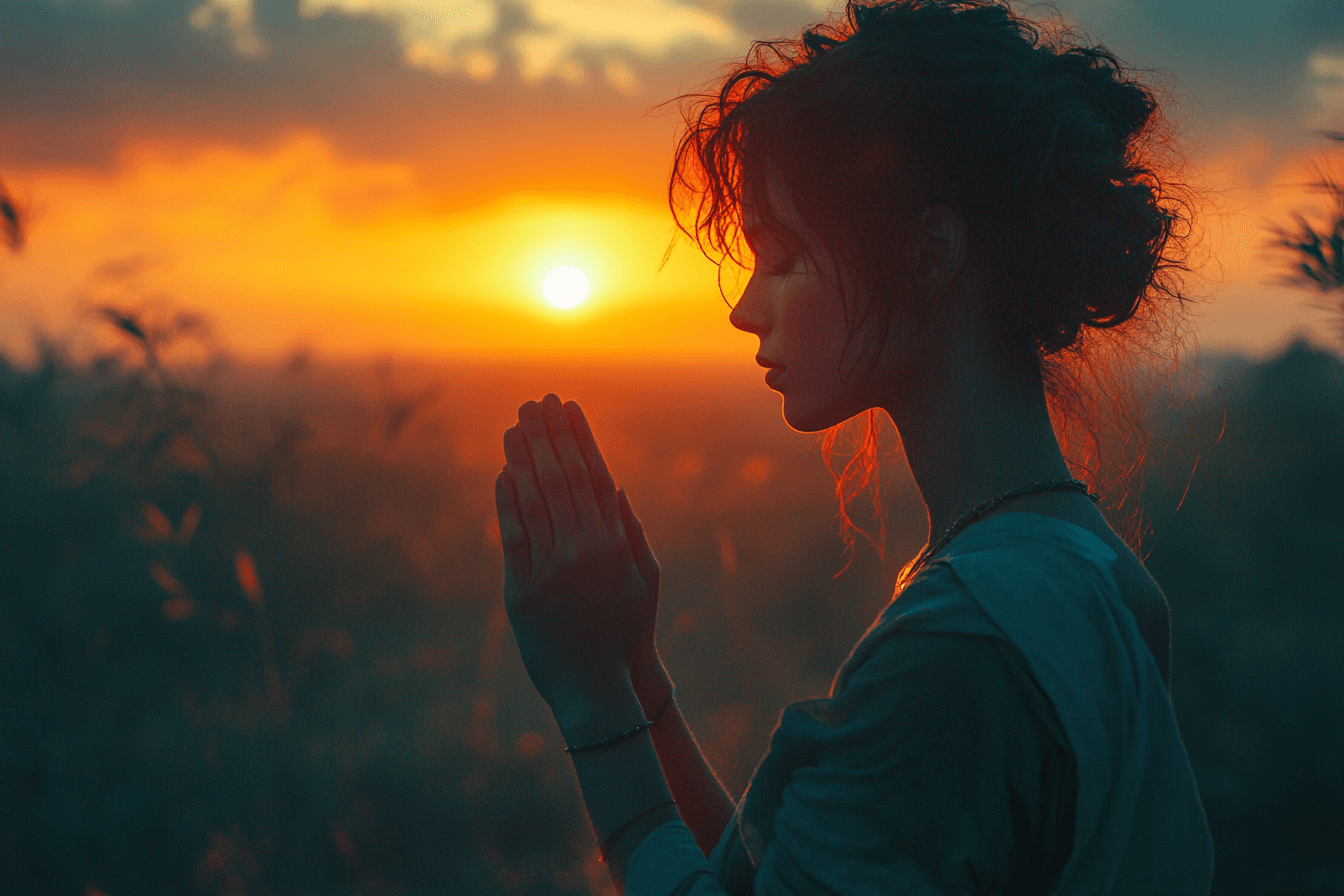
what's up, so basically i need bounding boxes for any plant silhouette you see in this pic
[1267,131,1344,345]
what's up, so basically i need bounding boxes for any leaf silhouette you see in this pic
[0,177,23,251]
[100,307,149,343]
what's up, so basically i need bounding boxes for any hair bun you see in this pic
[1048,47,1156,145]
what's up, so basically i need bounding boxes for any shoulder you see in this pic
[931,512,1170,712]
[734,563,1077,892]
[755,627,1074,896]
[968,504,1173,687]
[786,623,1066,778]
[831,560,998,693]
[832,628,1064,751]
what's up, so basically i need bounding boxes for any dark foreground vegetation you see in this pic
[1,319,1341,895]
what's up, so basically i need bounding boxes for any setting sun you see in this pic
[542,265,591,310]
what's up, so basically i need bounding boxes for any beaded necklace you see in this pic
[907,478,1098,580]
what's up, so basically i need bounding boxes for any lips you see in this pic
[765,366,785,388]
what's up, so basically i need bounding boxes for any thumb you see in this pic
[618,487,660,594]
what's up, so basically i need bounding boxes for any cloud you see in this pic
[1309,49,1344,125]
[0,0,720,193]
[189,0,268,56]
[296,0,498,74]
[183,0,746,87]
[725,0,824,38]
[5,0,1327,183]
[302,0,839,86]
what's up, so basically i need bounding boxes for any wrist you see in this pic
[630,650,674,713]
[551,675,646,748]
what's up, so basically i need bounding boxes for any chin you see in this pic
[781,395,853,434]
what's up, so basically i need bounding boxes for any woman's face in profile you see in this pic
[731,179,905,433]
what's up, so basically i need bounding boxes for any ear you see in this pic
[915,205,968,293]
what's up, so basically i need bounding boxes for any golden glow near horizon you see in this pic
[1,130,1339,364]
[0,133,758,363]
[542,264,590,309]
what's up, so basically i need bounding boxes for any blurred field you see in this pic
[1,319,1341,896]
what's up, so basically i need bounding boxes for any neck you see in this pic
[881,333,1074,550]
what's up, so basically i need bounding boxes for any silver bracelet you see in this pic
[563,687,677,755]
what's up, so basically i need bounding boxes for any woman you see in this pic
[495,1,1214,893]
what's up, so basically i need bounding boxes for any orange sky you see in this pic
[3,0,1344,364]
[1,133,755,363]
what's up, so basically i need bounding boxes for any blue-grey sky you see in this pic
[3,0,1341,189]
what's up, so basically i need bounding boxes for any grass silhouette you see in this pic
[0,312,599,895]
[0,299,1340,895]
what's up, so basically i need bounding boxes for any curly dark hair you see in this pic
[664,0,1209,577]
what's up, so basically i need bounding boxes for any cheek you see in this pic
[785,279,851,369]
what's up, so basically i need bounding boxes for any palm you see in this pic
[494,395,663,709]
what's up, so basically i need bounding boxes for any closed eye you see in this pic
[746,232,802,276]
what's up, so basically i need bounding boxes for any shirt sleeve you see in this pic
[628,630,1072,896]
[625,820,719,896]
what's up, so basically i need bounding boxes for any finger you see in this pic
[495,469,530,582]
[517,399,579,544]
[541,393,602,532]
[619,487,660,595]
[503,424,553,560]
[565,400,621,533]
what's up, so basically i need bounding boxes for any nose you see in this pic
[729,271,771,337]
